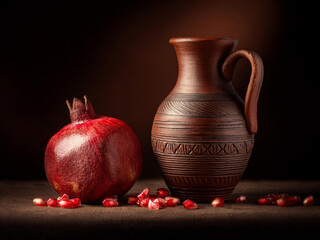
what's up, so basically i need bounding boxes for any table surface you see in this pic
[1,179,320,240]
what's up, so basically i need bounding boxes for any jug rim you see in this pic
[169,37,236,44]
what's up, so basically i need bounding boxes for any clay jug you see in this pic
[151,37,263,202]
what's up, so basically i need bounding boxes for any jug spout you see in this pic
[169,37,237,94]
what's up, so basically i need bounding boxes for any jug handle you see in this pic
[221,49,264,134]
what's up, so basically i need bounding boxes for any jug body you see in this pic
[151,38,263,202]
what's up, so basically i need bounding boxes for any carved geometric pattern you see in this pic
[157,100,242,117]
[164,175,241,188]
[151,138,254,155]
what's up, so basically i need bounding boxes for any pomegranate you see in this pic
[45,96,143,203]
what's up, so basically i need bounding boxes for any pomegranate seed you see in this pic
[57,194,69,202]
[267,193,278,199]
[257,197,273,205]
[164,199,176,207]
[33,198,47,207]
[182,199,198,210]
[137,188,151,199]
[70,198,81,208]
[265,193,278,204]
[148,199,160,210]
[47,197,59,207]
[128,194,139,205]
[137,198,149,207]
[276,198,288,207]
[164,196,180,207]
[102,197,119,207]
[156,188,170,198]
[154,198,166,208]
[149,195,158,201]
[285,196,299,206]
[303,195,314,206]
[277,193,289,199]
[59,200,74,208]
[211,197,224,207]
[235,195,248,203]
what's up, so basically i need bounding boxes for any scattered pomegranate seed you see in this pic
[148,199,160,210]
[102,197,119,207]
[137,198,149,207]
[137,188,151,199]
[149,195,158,201]
[303,195,314,206]
[285,196,299,206]
[164,196,180,207]
[128,194,139,205]
[33,198,47,207]
[182,199,198,210]
[265,193,278,204]
[70,198,81,208]
[276,198,288,207]
[235,195,248,203]
[153,198,166,208]
[257,197,273,205]
[59,200,74,208]
[156,188,170,198]
[277,193,289,199]
[47,198,59,207]
[211,197,224,207]
[164,199,176,207]
[57,194,69,202]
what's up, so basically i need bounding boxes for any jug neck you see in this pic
[170,38,237,93]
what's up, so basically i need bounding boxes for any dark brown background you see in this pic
[0,0,318,180]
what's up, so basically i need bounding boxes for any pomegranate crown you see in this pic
[66,96,96,123]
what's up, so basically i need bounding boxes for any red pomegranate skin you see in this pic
[45,96,143,203]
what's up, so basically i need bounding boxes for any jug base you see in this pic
[168,185,236,203]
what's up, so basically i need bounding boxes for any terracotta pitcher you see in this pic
[151,37,263,202]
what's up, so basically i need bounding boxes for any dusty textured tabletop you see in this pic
[1,179,320,240]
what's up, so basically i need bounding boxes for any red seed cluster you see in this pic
[33,194,81,208]
[34,190,314,210]
[128,187,182,210]
[257,193,314,207]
